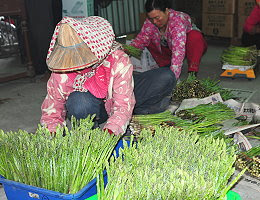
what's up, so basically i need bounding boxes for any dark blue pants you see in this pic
[66,91,108,127]
[133,66,176,114]
[242,31,260,50]
[66,66,176,123]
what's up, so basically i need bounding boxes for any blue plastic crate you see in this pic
[0,174,106,200]
[0,139,129,200]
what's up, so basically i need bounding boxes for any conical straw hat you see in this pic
[47,23,98,72]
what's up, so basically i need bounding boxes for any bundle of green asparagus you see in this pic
[221,45,257,66]
[97,127,244,200]
[235,145,260,178]
[176,102,235,123]
[122,44,142,59]
[0,116,119,194]
[132,102,235,137]
[171,73,233,102]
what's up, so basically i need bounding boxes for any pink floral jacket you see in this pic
[40,50,135,135]
[131,9,192,79]
[244,5,260,33]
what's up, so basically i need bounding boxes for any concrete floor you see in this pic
[0,39,259,199]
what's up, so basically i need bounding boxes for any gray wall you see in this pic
[97,0,202,36]
[98,0,146,36]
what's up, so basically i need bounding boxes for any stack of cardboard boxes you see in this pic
[202,0,237,38]
[202,0,256,39]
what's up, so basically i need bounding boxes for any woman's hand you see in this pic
[103,128,114,135]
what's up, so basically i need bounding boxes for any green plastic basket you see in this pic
[85,194,97,200]
[84,191,240,200]
[226,190,241,200]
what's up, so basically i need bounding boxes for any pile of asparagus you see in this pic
[97,127,244,199]
[235,145,260,178]
[0,116,119,194]
[131,102,235,138]
[172,74,233,102]
[221,45,257,66]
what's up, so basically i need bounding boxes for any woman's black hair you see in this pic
[145,0,171,13]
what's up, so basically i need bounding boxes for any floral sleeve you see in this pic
[168,22,188,79]
[40,73,71,132]
[130,20,153,50]
[104,50,135,135]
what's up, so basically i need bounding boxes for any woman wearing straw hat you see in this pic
[41,16,174,135]
[40,16,136,135]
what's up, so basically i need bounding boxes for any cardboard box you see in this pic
[202,0,236,14]
[202,13,235,38]
[238,0,256,16]
[62,0,94,18]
